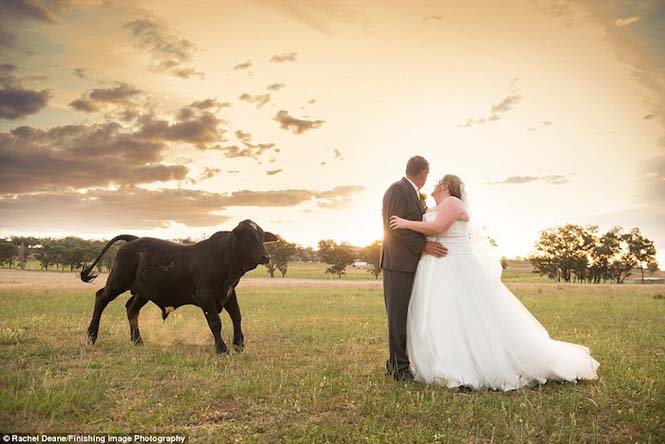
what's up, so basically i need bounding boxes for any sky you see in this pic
[0,0,664,264]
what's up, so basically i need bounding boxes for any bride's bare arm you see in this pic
[389,198,464,235]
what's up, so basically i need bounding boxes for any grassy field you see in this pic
[12,259,663,284]
[1,273,664,443]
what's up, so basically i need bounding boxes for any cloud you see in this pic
[69,81,142,113]
[0,184,366,231]
[423,15,443,21]
[266,169,283,175]
[233,60,253,70]
[217,130,276,160]
[239,92,271,108]
[269,52,298,63]
[0,85,51,119]
[334,148,343,160]
[487,174,569,185]
[136,110,226,149]
[249,0,360,35]
[615,16,640,27]
[0,64,50,119]
[640,154,665,201]
[490,94,522,114]
[124,15,203,79]
[267,83,286,91]
[314,185,365,209]
[198,167,221,181]
[73,67,87,79]
[0,96,231,192]
[0,123,187,193]
[459,93,523,127]
[273,110,324,134]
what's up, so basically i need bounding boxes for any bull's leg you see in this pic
[125,294,150,345]
[87,286,124,345]
[223,289,244,352]
[200,302,229,355]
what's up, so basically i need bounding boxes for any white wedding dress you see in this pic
[406,212,600,391]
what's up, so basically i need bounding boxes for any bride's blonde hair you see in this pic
[438,174,463,199]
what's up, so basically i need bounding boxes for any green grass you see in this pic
[1,283,664,443]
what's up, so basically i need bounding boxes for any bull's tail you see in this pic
[80,234,139,283]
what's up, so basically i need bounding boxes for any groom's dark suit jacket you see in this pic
[380,177,427,273]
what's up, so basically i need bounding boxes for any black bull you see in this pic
[80,219,278,355]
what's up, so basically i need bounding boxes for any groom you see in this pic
[380,155,447,381]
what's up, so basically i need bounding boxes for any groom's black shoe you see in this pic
[394,371,415,382]
[387,369,415,382]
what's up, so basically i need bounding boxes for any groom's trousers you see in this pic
[383,269,416,374]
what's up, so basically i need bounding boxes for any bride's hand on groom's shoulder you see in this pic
[389,215,406,230]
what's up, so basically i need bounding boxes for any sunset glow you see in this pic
[1,0,664,264]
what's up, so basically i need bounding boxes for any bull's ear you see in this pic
[264,232,279,242]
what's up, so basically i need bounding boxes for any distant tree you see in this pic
[647,261,659,275]
[530,224,658,284]
[529,224,595,282]
[625,228,657,284]
[318,240,355,279]
[265,238,297,277]
[294,246,318,262]
[0,240,18,268]
[361,240,382,279]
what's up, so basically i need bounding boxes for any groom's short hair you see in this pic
[406,156,429,176]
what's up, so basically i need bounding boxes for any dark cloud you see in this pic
[136,110,226,150]
[269,52,298,63]
[69,81,141,113]
[69,98,99,112]
[239,92,271,108]
[273,110,324,134]
[0,0,56,23]
[233,60,253,70]
[0,123,187,193]
[333,148,343,160]
[0,85,51,119]
[423,15,443,21]
[487,175,569,185]
[124,15,203,79]
[308,98,316,104]
[266,169,283,175]
[267,83,286,91]
[0,63,50,119]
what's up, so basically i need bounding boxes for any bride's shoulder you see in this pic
[441,196,464,206]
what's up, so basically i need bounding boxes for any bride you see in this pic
[389,174,599,391]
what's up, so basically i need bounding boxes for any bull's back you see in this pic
[121,238,196,302]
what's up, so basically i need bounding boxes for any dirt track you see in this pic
[0,268,383,290]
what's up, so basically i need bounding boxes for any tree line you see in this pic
[0,235,382,280]
[528,224,658,283]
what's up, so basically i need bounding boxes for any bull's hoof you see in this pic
[86,330,97,345]
[132,338,144,346]
[233,343,244,353]
[216,347,230,356]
